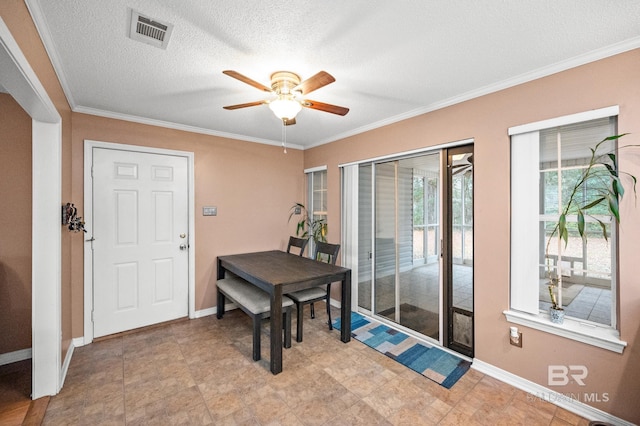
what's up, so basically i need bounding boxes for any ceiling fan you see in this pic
[222,70,349,125]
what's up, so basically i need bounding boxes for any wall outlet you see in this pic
[509,332,523,348]
[203,206,217,216]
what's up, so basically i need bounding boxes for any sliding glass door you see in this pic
[351,144,473,357]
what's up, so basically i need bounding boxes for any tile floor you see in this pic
[42,305,589,425]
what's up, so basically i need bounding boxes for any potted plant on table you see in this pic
[544,134,636,324]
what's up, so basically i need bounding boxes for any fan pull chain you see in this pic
[282,119,287,154]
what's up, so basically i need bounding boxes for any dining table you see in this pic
[217,250,352,374]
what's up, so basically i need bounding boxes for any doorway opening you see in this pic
[0,17,63,400]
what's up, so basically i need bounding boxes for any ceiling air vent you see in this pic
[129,10,173,49]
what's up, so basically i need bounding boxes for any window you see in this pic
[507,106,626,353]
[537,118,616,325]
[306,167,327,253]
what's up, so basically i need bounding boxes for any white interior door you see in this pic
[92,147,189,337]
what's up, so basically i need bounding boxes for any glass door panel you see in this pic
[399,155,440,340]
[372,155,441,341]
[446,146,474,357]
[374,162,397,319]
[358,165,373,311]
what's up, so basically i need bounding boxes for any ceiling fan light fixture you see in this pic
[269,98,302,120]
[223,70,348,123]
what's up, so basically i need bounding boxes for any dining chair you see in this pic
[286,241,340,342]
[286,236,308,256]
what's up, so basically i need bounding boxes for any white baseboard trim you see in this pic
[194,303,241,319]
[0,348,32,366]
[194,306,216,318]
[472,359,633,426]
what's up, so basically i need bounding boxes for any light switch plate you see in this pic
[203,206,217,216]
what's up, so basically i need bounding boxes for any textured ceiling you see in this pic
[25,0,640,149]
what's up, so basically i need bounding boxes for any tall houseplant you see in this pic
[288,202,327,244]
[545,134,636,323]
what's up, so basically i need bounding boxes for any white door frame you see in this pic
[0,18,62,398]
[83,140,196,344]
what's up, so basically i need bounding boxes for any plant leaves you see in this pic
[595,218,608,241]
[558,213,566,235]
[577,210,585,239]
[561,226,569,247]
[608,194,620,223]
[604,163,617,177]
[604,133,629,141]
[613,178,625,198]
[557,213,568,246]
[582,196,605,210]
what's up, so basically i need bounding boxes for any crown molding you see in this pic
[73,106,306,150]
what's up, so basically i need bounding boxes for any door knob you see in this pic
[179,244,188,250]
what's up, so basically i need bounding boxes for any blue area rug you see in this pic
[334,312,471,389]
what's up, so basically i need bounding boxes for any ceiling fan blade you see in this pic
[223,100,266,110]
[302,99,349,116]
[293,71,335,95]
[223,70,272,92]
[284,118,296,126]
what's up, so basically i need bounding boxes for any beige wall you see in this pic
[0,94,32,354]
[305,50,640,422]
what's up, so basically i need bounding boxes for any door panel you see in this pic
[374,162,397,320]
[445,145,474,357]
[358,165,373,311]
[366,154,442,342]
[115,262,137,310]
[92,148,189,337]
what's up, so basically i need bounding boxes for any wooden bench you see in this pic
[216,275,293,361]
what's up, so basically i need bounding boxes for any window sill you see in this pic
[503,310,627,354]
